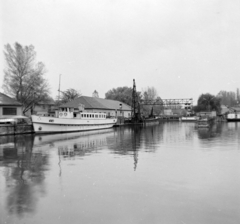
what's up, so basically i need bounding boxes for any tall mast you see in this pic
[58,74,62,102]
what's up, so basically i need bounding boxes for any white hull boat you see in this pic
[32,108,117,134]
[227,113,240,122]
[180,116,198,122]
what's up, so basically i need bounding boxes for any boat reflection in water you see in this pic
[56,129,114,159]
[39,124,165,171]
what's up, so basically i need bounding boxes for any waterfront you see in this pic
[0,122,240,224]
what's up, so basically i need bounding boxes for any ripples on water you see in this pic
[0,122,240,224]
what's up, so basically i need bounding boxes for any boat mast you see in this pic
[58,74,62,103]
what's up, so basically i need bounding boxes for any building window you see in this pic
[3,107,17,115]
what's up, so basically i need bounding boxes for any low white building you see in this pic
[60,96,132,118]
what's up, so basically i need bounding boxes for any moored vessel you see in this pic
[227,113,240,122]
[31,106,117,134]
[180,116,198,122]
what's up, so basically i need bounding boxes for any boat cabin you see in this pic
[57,107,107,119]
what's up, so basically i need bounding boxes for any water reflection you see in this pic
[1,122,239,223]
[0,134,49,217]
[161,122,195,143]
[197,123,223,140]
[197,123,240,140]
[36,125,165,171]
[106,125,164,170]
[108,126,142,170]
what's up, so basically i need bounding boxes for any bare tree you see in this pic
[217,90,237,106]
[3,42,50,115]
[142,86,158,102]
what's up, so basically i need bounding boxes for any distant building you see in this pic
[0,92,22,117]
[23,98,56,117]
[33,100,56,116]
[60,96,131,118]
[228,107,240,113]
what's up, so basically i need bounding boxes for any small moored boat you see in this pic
[180,116,198,122]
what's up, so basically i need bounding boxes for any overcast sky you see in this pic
[1,0,240,103]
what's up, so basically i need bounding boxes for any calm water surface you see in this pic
[0,122,240,224]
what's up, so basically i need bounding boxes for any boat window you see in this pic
[95,115,98,118]
[87,114,89,118]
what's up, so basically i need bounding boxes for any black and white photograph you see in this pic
[0,0,240,223]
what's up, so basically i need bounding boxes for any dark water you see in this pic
[0,122,240,224]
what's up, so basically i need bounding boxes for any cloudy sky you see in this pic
[1,0,240,103]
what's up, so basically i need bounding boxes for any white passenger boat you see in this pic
[227,113,240,122]
[31,106,117,134]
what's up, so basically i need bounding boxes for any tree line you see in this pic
[2,42,239,115]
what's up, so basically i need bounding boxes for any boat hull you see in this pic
[31,115,117,134]
[227,119,240,122]
[143,118,160,125]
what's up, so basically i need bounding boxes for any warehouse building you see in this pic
[60,96,132,118]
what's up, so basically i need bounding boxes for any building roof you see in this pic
[229,107,240,112]
[219,105,229,115]
[60,96,131,111]
[0,92,22,106]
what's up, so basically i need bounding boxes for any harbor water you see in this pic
[0,122,240,224]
